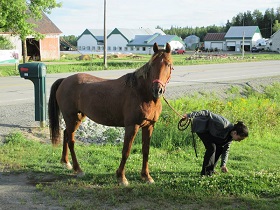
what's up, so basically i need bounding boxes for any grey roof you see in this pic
[109,28,165,42]
[77,29,112,42]
[87,29,109,36]
[225,26,261,38]
[271,29,280,38]
[184,35,200,43]
[127,34,183,47]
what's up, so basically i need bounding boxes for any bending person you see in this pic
[182,110,249,176]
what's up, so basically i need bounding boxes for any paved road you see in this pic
[0,60,280,139]
[1,60,280,106]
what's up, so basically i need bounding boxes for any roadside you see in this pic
[0,75,279,210]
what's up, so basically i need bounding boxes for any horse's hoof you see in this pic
[147,178,155,184]
[118,178,129,186]
[61,162,73,170]
[76,171,85,178]
[142,176,155,184]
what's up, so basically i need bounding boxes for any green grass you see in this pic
[0,82,279,209]
[1,52,279,77]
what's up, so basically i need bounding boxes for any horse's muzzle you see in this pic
[152,82,165,98]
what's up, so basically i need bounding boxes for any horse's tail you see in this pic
[48,78,64,146]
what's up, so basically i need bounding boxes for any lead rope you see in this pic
[162,95,198,158]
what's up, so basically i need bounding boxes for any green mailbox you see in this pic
[18,62,47,127]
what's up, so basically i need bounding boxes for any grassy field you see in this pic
[1,52,280,77]
[0,82,279,209]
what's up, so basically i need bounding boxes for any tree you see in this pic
[0,0,61,63]
[0,36,14,49]
[272,20,280,33]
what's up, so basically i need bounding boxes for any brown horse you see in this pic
[48,42,173,186]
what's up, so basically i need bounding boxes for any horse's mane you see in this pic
[125,50,172,87]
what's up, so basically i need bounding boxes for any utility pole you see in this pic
[242,30,245,59]
[242,17,245,59]
[103,0,107,69]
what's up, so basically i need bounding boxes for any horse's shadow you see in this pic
[1,168,198,187]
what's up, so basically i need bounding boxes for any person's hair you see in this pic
[232,121,248,137]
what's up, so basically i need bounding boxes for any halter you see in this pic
[152,66,174,93]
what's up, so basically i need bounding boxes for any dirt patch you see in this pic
[0,171,64,210]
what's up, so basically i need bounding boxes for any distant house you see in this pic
[107,28,165,54]
[203,33,226,51]
[127,33,185,54]
[77,29,113,52]
[77,28,184,54]
[184,35,200,50]
[269,29,280,52]
[224,26,262,51]
[0,12,62,61]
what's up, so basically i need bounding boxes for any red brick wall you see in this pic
[40,37,60,61]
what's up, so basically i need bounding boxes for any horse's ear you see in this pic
[153,42,159,53]
[165,43,171,53]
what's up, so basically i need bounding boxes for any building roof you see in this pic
[108,28,165,42]
[29,12,62,34]
[184,35,200,43]
[225,26,261,39]
[77,29,113,42]
[204,33,226,41]
[271,29,280,38]
[127,34,184,47]
[0,12,62,35]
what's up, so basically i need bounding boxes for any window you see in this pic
[87,46,90,50]
[143,47,146,51]
[113,46,117,51]
[124,47,128,51]
[118,47,122,51]
[92,46,95,51]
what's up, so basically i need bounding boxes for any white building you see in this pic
[77,28,185,54]
[224,26,262,52]
[203,33,226,51]
[269,29,280,52]
[77,29,112,52]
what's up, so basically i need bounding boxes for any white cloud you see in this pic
[48,0,280,35]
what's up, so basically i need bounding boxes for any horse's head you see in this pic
[149,42,173,99]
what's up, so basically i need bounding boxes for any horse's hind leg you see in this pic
[62,112,85,176]
[61,129,73,170]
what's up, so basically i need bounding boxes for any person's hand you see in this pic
[221,166,228,173]
[182,114,189,121]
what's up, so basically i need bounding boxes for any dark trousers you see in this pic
[197,132,223,176]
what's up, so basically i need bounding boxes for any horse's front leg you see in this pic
[141,125,155,184]
[116,125,139,186]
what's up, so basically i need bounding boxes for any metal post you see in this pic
[103,0,107,69]
[31,78,46,127]
[242,30,245,59]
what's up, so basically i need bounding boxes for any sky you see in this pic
[47,0,280,36]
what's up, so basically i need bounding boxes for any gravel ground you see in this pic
[0,75,279,209]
